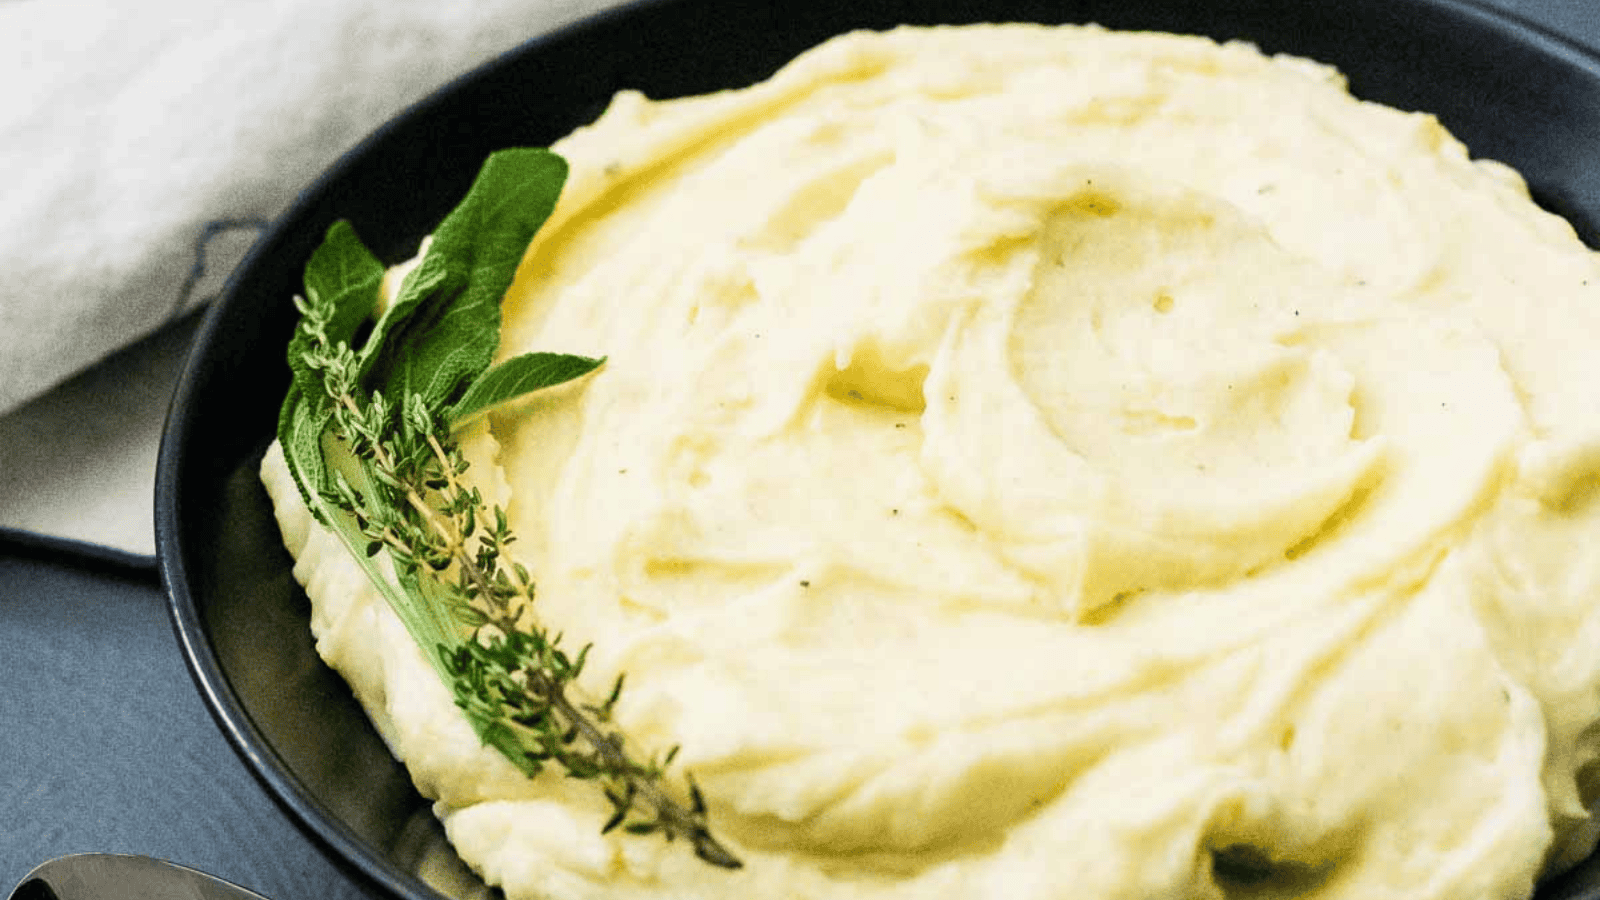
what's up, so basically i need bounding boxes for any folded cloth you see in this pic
[0,0,620,417]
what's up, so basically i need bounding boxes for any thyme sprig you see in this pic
[277,148,741,869]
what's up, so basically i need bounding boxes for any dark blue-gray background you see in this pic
[2,1,1597,898]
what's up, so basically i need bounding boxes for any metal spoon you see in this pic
[8,853,268,900]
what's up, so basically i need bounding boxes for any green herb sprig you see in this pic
[277,148,741,870]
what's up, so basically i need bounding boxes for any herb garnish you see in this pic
[276,147,741,869]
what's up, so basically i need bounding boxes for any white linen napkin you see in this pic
[0,0,621,417]
[0,0,623,554]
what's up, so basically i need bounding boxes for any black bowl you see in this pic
[156,0,1600,897]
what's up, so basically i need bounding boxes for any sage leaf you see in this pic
[276,385,333,523]
[360,148,569,409]
[449,352,606,426]
[304,219,383,345]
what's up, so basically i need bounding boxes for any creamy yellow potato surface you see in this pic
[261,23,1600,900]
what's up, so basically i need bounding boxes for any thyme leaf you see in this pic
[275,148,741,870]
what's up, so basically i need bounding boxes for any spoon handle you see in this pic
[9,853,269,900]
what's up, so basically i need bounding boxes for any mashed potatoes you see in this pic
[261,22,1600,900]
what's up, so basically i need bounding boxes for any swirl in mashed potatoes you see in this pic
[262,22,1600,900]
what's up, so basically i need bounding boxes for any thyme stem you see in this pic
[310,346,740,869]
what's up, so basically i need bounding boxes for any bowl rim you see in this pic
[154,0,1600,897]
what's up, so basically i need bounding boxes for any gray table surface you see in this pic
[0,534,374,899]
[3,1,1599,898]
